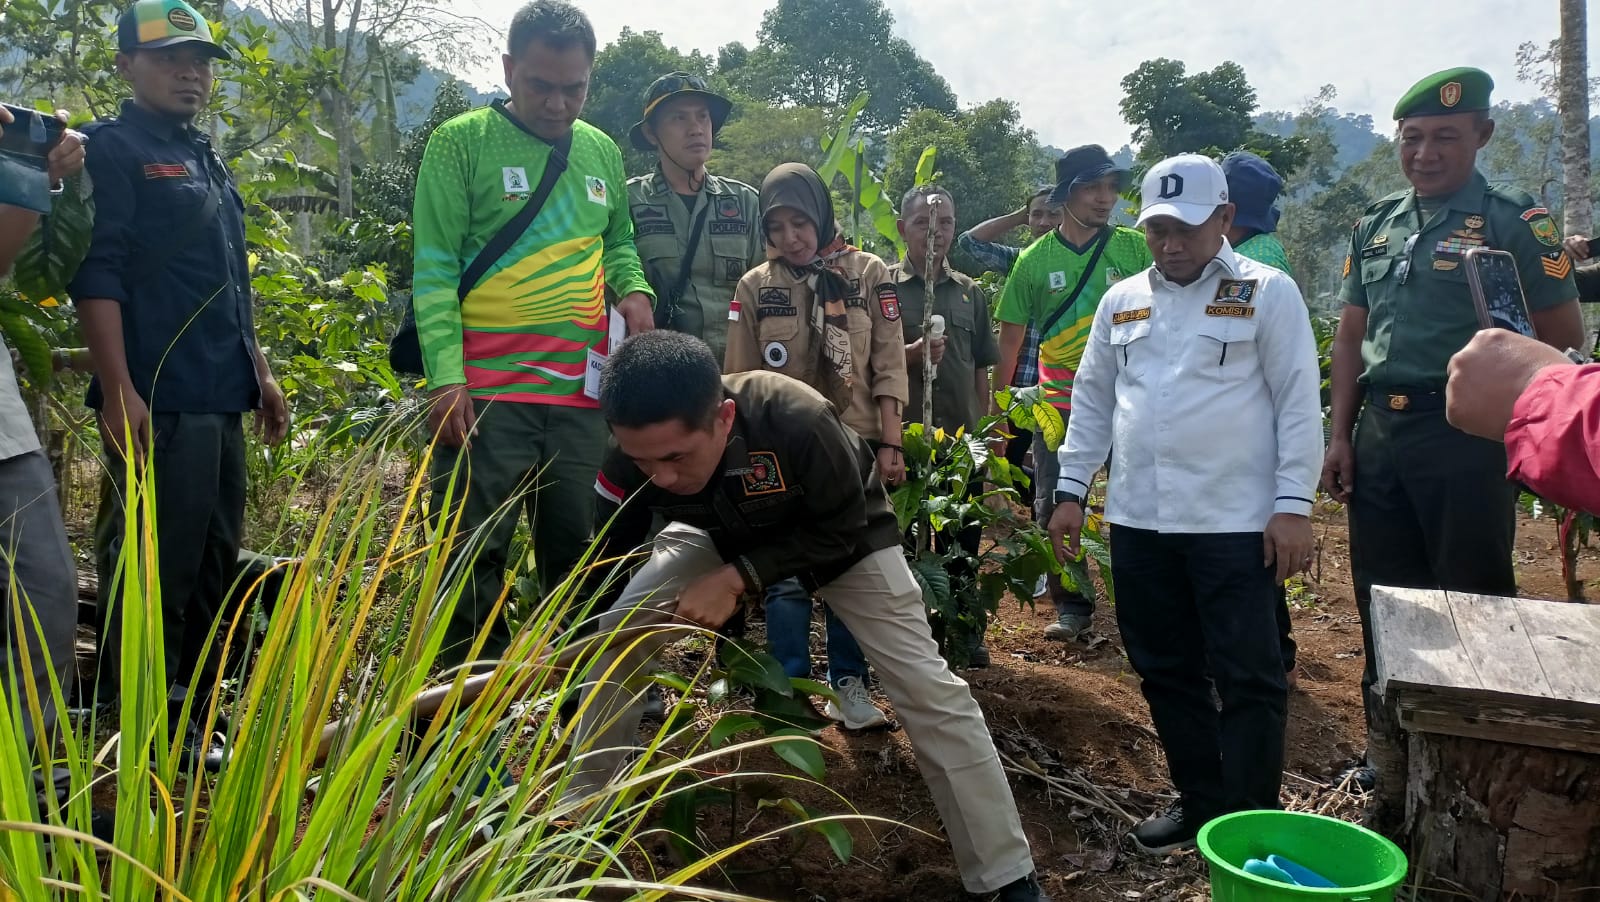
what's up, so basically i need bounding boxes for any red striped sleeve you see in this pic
[594,471,625,506]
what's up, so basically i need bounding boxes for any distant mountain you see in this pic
[1253,109,1384,177]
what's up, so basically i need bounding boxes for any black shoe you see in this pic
[1336,762,1376,793]
[641,685,667,723]
[967,642,991,669]
[985,871,1049,902]
[1130,802,1199,856]
[90,808,117,844]
[175,722,229,773]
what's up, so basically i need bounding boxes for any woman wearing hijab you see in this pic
[724,162,909,730]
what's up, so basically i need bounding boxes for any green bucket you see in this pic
[1197,810,1408,902]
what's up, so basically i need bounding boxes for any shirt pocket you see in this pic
[754,301,804,369]
[1107,317,1153,375]
[710,232,754,286]
[1191,315,1260,382]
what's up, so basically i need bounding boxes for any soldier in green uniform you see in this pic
[1323,67,1584,791]
[626,73,763,363]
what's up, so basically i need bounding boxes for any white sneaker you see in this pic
[823,676,889,730]
[1033,575,1049,598]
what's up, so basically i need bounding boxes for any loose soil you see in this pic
[668,505,1599,902]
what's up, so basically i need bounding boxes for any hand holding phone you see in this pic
[0,103,68,214]
[1464,247,1536,337]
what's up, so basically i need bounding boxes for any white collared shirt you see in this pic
[1057,242,1323,534]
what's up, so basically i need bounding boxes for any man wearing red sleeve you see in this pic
[1446,329,1598,512]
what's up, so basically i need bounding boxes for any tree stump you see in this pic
[1371,586,1600,900]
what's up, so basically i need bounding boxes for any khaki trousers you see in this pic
[566,523,1034,893]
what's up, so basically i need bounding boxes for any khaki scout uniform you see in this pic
[888,261,998,431]
[724,250,909,441]
[576,371,1036,893]
[627,168,764,364]
[1338,170,1578,713]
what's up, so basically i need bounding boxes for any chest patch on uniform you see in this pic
[1111,307,1151,325]
[1543,250,1574,280]
[877,284,901,321]
[144,163,189,179]
[757,287,793,317]
[1434,229,1485,256]
[1206,304,1256,318]
[742,451,786,495]
[1214,280,1257,303]
[636,221,674,236]
[635,205,672,235]
[762,342,789,368]
[717,196,741,219]
[723,258,746,281]
[1048,270,1068,290]
[585,176,608,205]
[710,221,748,235]
[1433,259,1460,271]
[1464,214,1486,229]
[502,167,529,193]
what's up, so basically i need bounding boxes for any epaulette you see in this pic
[1485,182,1540,209]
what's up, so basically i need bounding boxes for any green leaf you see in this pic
[911,556,953,610]
[769,729,826,779]
[913,146,938,186]
[0,309,51,386]
[724,642,793,695]
[817,93,870,183]
[707,713,761,747]
[762,798,854,863]
[11,174,94,305]
[1033,400,1065,450]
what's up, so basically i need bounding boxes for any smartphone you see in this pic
[0,103,65,214]
[1464,247,1537,338]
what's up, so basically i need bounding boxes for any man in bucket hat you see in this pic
[992,145,1151,642]
[625,73,762,364]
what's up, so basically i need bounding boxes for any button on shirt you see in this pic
[67,100,258,413]
[1058,243,1323,533]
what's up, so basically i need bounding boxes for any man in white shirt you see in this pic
[1048,154,1321,855]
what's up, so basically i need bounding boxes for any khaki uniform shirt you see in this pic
[627,169,764,364]
[887,260,998,431]
[725,249,909,441]
[1338,170,1578,388]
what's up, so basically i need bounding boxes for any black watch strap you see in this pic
[1054,490,1084,507]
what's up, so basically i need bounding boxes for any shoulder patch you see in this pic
[1528,214,1560,247]
[877,283,900,321]
[741,451,787,496]
[595,472,625,506]
[1520,206,1551,222]
[1542,250,1574,280]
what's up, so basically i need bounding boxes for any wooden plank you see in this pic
[1444,591,1553,699]
[1514,598,1600,706]
[1399,706,1600,755]
[1371,585,1482,697]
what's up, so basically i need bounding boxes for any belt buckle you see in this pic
[1386,394,1410,411]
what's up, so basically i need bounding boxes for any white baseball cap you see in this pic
[1136,154,1231,227]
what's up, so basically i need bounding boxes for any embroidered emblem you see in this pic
[585,175,608,205]
[143,163,189,179]
[877,284,901,321]
[1440,81,1462,107]
[1464,214,1485,230]
[1529,215,1560,247]
[1205,304,1257,318]
[1215,279,1257,303]
[1520,206,1550,222]
[1048,270,1067,290]
[742,451,786,495]
[1111,307,1151,325]
[1542,251,1573,280]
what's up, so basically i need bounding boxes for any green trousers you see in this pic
[429,400,607,667]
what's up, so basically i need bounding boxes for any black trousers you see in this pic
[1004,420,1035,508]
[1112,526,1287,817]
[96,412,246,704]
[1348,402,1516,723]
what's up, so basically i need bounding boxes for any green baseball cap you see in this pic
[118,0,230,60]
[1393,67,1492,120]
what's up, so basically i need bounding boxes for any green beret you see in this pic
[1393,67,1494,120]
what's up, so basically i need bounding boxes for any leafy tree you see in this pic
[711,104,833,189]
[725,0,957,131]
[1119,58,1309,178]
[883,100,1041,228]
[585,28,715,173]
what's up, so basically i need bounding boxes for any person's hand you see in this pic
[100,382,151,470]
[616,292,655,336]
[905,335,947,369]
[46,111,85,184]
[0,104,11,133]
[427,384,476,449]
[1446,329,1575,441]
[1321,438,1355,504]
[1564,235,1593,263]
[876,446,905,485]
[1264,513,1314,584]
[1048,499,1085,563]
[926,334,946,366]
[674,565,745,630]
[255,377,290,446]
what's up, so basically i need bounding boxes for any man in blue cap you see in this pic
[1324,66,1584,808]
[993,145,1152,641]
[1222,150,1299,690]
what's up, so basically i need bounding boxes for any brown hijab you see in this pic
[759,163,854,408]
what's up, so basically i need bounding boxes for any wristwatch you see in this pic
[1564,347,1588,365]
[1053,490,1085,509]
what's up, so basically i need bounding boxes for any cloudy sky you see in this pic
[457,0,1594,149]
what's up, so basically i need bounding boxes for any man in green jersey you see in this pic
[993,145,1152,641]
[411,0,655,667]
[626,73,763,364]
